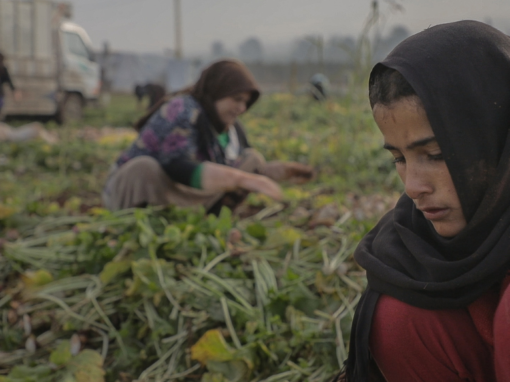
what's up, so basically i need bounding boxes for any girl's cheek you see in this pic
[396,167,406,183]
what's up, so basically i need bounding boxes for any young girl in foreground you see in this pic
[342,20,510,381]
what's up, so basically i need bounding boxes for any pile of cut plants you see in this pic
[0,196,371,382]
[0,92,401,381]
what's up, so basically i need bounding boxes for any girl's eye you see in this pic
[429,153,443,161]
[392,156,405,164]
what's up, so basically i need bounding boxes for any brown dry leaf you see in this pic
[228,228,242,244]
[7,309,18,325]
[309,203,340,227]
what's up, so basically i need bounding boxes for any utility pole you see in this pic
[174,0,183,59]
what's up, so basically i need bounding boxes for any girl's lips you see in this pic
[421,208,449,220]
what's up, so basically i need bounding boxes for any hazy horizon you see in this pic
[67,0,510,57]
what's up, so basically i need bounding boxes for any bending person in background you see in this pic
[103,60,314,213]
[0,52,20,116]
[340,21,510,382]
[309,73,330,101]
[134,83,166,110]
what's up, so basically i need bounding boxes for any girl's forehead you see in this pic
[374,98,435,146]
[373,97,426,124]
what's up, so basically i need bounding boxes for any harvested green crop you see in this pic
[0,202,366,382]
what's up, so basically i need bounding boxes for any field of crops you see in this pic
[0,93,401,382]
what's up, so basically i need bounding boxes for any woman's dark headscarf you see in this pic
[134,59,260,132]
[190,60,259,132]
[345,20,510,381]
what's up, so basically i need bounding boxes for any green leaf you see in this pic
[232,346,257,371]
[161,225,181,247]
[217,207,232,234]
[99,260,132,285]
[50,340,72,366]
[57,373,76,382]
[194,232,208,247]
[139,231,152,248]
[3,365,52,382]
[206,360,250,382]
[137,214,156,247]
[126,258,175,297]
[201,373,229,382]
[285,268,300,281]
[246,223,266,241]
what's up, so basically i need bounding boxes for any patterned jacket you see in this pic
[116,94,250,186]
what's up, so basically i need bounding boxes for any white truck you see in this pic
[0,0,100,123]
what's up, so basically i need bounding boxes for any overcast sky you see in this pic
[67,0,510,55]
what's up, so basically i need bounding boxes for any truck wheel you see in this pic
[56,93,83,124]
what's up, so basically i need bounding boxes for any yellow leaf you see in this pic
[50,340,72,366]
[0,204,17,219]
[88,207,110,217]
[265,226,303,247]
[99,260,132,285]
[21,269,54,288]
[46,232,76,247]
[272,93,294,102]
[98,132,137,146]
[45,202,61,214]
[64,197,82,212]
[312,195,336,209]
[191,329,234,365]
[68,350,105,382]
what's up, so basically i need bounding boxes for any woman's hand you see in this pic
[201,162,283,200]
[261,161,315,184]
[238,172,283,200]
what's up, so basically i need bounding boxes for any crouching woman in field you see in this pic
[339,21,510,381]
[103,60,313,213]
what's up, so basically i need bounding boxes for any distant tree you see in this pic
[373,24,411,62]
[291,38,317,63]
[325,36,356,63]
[386,25,411,43]
[211,41,226,58]
[239,38,264,63]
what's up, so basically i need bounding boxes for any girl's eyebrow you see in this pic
[383,136,437,151]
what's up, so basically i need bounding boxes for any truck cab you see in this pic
[58,21,101,122]
[0,1,100,123]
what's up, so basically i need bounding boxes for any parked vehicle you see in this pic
[0,0,100,123]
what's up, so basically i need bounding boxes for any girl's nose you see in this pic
[404,166,433,200]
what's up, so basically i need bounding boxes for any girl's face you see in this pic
[215,91,251,127]
[373,96,467,237]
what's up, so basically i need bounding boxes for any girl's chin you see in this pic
[431,221,466,238]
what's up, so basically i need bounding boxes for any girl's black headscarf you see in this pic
[345,20,510,381]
